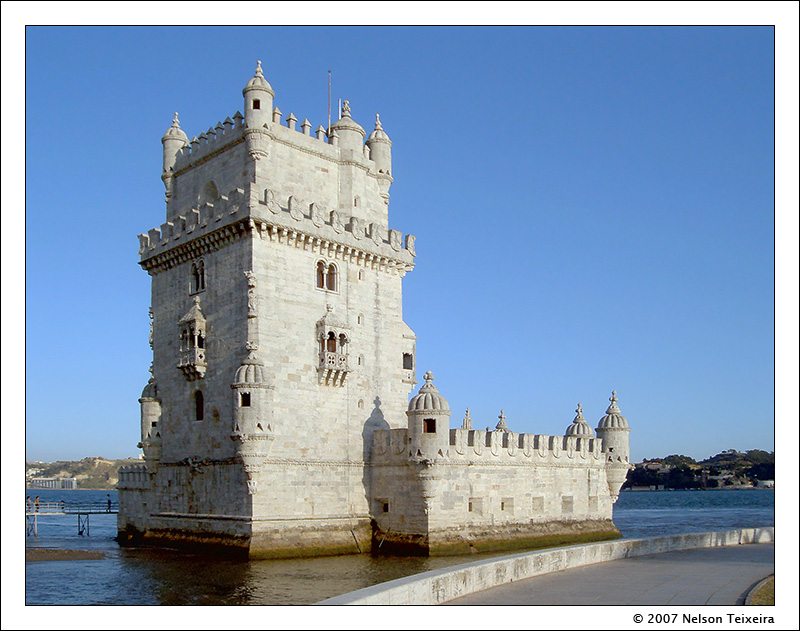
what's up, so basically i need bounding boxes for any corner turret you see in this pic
[407,371,451,460]
[596,390,632,499]
[161,113,189,204]
[329,100,365,152]
[242,60,274,129]
[565,403,595,438]
[138,374,162,470]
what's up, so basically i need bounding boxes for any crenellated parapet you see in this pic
[372,427,602,465]
[117,464,150,489]
[138,186,416,275]
[172,113,246,174]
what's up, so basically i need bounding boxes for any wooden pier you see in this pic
[25,500,118,537]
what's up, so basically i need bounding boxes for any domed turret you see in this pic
[329,100,365,152]
[242,60,274,129]
[161,113,189,202]
[407,371,451,460]
[565,403,595,437]
[597,390,630,430]
[595,390,632,501]
[366,113,392,175]
[138,374,162,468]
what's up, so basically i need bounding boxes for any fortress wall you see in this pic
[253,231,414,464]
[117,460,251,547]
[150,237,251,463]
[169,138,248,221]
[263,114,389,229]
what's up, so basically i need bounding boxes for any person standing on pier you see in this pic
[34,496,40,512]
[106,494,111,513]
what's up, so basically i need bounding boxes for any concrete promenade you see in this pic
[445,542,774,605]
[318,527,774,605]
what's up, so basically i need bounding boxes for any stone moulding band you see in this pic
[316,527,775,606]
[154,512,251,522]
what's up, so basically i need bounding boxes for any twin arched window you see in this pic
[321,331,348,354]
[316,261,338,292]
[191,260,205,293]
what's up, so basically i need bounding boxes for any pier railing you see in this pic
[25,500,118,537]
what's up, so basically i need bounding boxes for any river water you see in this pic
[24,488,774,606]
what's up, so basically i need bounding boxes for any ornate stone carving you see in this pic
[288,195,305,221]
[405,234,416,257]
[330,210,344,234]
[265,188,281,214]
[244,270,257,317]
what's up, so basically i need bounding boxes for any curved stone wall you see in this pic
[317,527,774,605]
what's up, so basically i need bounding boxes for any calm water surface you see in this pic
[25,488,774,605]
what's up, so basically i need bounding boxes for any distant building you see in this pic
[118,62,633,558]
[28,477,77,490]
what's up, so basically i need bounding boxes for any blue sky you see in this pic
[11,23,787,463]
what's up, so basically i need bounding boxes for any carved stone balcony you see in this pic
[178,347,207,380]
[318,351,349,386]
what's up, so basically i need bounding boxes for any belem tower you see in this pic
[117,62,632,558]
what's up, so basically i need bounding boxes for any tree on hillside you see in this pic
[663,454,697,467]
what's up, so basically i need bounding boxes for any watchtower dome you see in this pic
[407,371,451,460]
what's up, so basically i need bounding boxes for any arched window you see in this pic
[326,332,337,352]
[315,261,339,292]
[326,264,337,291]
[194,390,204,421]
[198,181,219,206]
[316,261,326,288]
[338,334,347,353]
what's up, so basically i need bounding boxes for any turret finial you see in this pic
[610,390,618,403]
[462,407,472,430]
[496,409,509,432]
[374,113,383,129]
[423,370,434,383]
[342,100,351,117]
[255,60,263,77]
[576,403,584,416]
[173,112,180,126]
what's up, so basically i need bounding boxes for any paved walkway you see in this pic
[445,543,774,606]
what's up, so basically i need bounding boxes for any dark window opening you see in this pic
[316,261,325,288]
[403,353,414,370]
[240,392,251,407]
[326,265,337,291]
[382,502,389,513]
[423,418,436,433]
[326,332,337,352]
[253,99,261,110]
[194,390,204,421]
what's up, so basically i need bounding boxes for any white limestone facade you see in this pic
[117,62,631,558]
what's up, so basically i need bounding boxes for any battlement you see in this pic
[138,187,416,273]
[117,464,150,489]
[372,427,603,464]
[172,113,246,173]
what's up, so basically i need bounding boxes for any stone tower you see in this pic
[118,62,418,557]
[118,61,632,559]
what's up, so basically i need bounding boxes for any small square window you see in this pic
[423,418,436,433]
[253,99,261,110]
[240,392,251,407]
